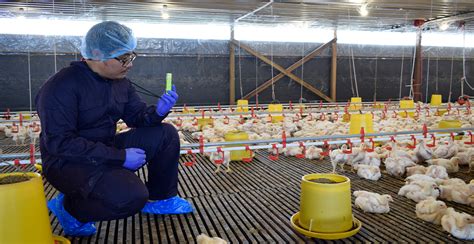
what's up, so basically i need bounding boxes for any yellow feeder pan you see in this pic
[268,104,284,123]
[17,111,32,120]
[197,118,214,129]
[291,213,362,240]
[290,174,361,240]
[435,109,448,116]
[399,100,415,118]
[236,99,249,112]
[342,113,351,123]
[224,131,253,161]
[430,94,442,106]
[297,103,306,110]
[34,163,43,172]
[0,172,70,244]
[349,97,362,110]
[439,120,462,140]
[182,106,195,114]
[372,103,384,109]
[349,114,374,135]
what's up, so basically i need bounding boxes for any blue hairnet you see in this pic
[80,21,137,61]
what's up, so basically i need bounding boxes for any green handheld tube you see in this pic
[166,73,172,91]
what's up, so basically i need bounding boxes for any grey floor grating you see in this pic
[1,131,474,243]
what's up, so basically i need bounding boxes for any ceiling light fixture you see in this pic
[359,3,369,17]
[439,22,450,31]
[161,5,170,20]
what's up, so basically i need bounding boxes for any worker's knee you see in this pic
[161,123,179,140]
[107,184,148,216]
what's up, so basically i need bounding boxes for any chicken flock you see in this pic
[1,103,473,240]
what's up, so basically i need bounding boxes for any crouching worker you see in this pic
[35,21,192,236]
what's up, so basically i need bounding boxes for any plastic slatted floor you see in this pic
[1,150,474,243]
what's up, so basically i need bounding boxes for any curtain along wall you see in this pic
[0,35,472,110]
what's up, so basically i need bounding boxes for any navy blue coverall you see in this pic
[35,61,180,222]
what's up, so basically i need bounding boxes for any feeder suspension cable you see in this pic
[349,48,355,97]
[436,48,439,93]
[270,5,276,101]
[399,45,405,100]
[373,55,378,101]
[425,53,430,104]
[351,46,359,97]
[408,33,418,99]
[27,50,32,114]
[347,9,356,98]
[448,51,455,102]
[300,42,304,103]
[255,55,259,106]
[238,40,244,99]
[461,25,474,92]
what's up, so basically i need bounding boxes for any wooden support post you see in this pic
[234,39,334,102]
[330,30,337,101]
[229,25,235,105]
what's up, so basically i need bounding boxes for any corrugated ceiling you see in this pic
[0,1,474,31]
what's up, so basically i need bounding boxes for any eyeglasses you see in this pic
[114,51,137,67]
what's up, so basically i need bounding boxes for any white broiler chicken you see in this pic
[363,152,382,167]
[384,156,416,177]
[353,190,393,213]
[441,208,474,240]
[425,165,449,179]
[305,146,323,160]
[282,146,303,157]
[415,197,447,225]
[348,144,367,167]
[353,165,381,181]
[439,183,474,207]
[329,145,350,173]
[398,180,440,202]
[388,142,418,162]
[196,233,228,244]
[16,125,28,145]
[404,174,437,185]
[438,178,466,186]
[426,157,461,173]
[206,148,232,173]
[374,146,390,160]
[434,139,458,159]
[28,123,41,144]
[406,165,427,176]
[455,149,473,166]
[3,125,12,137]
[414,140,433,163]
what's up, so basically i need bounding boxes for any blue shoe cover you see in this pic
[47,193,97,236]
[141,196,193,214]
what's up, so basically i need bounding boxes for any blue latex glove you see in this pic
[156,85,178,116]
[123,148,146,170]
